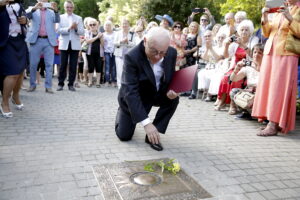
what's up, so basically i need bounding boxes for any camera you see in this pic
[42,2,51,8]
[229,35,237,43]
[243,59,252,66]
[192,8,205,13]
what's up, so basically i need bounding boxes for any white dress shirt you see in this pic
[140,58,164,126]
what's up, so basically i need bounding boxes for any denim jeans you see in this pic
[29,38,54,89]
[104,52,116,83]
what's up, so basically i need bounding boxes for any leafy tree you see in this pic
[139,0,225,26]
[98,0,143,25]
[22,0,36,8]
[58,0,102,19]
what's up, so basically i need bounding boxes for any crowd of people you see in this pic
[0,0,300,138]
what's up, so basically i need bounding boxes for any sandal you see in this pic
[257,124,278,137]
[0,104,13,118]
[214,99,220,106]
[228,107,237,115]
[87,83,92,87]
[11,98,24,111]
[96,84,101,88]
[214,103,226,111]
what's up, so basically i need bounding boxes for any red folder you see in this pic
[168,65,198,93]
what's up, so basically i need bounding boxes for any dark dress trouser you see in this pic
[58,42,79,87]
[115,97,179,141]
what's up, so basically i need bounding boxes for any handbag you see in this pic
[285,10,300,54]
[233,90,255,109]
[81,41,88,52]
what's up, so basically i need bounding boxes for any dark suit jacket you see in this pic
[118,41,177,124]
[0,6,10,48]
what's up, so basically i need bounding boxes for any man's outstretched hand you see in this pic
[144,123,160,144]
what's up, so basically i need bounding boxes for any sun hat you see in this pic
[155,14,174,26]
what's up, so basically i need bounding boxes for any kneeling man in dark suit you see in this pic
[115,27,179,151]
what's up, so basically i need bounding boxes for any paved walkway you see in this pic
[0,79,300,200]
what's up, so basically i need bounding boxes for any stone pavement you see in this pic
[0,79,300,200]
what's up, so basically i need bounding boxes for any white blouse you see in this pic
[6,3,22,37]
[240,66,259,87]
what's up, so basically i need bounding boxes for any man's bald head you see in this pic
[144,27,170,64]
[145,27,170,49]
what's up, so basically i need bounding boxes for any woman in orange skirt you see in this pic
[252,0,300,136]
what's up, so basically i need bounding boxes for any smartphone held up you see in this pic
[192,8,205,13]
[42,2,51,8]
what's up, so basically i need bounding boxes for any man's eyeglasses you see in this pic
[147,45,168,57]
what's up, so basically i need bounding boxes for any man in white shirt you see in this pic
[57,0,84,91]
[115,27,179,151]
[218,12,235,37]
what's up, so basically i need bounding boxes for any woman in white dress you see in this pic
[197,30,224,101]
[114,18,136,89]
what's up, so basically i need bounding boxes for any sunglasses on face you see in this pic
[89,24,96,26]
[174,25,182,29]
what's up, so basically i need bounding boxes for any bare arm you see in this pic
[230,61,246,82]
[86,32,102,44]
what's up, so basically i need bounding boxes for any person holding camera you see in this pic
[229,44,264,119]
[0,0,28,118]
[26,0,60,94]
[252,0,300,136]
[215,19,259,113]
[188,8,215,46]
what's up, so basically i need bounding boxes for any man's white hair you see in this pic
[145,27,170,44]
[225,12,234,19]
[64,0,74,7]
[235,11,247,20]
[104,20,113,27]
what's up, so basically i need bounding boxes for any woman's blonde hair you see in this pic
[83,17,93,29]
[189,21,199,34]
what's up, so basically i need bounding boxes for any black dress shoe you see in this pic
[68,86,76,91]
[45,88,54,94]
[56,86,63,91]
[180,91,191,97]
[145,136,163,151]
[27,86,36,92]
[235,112,252,120]
[188,94,196,99]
